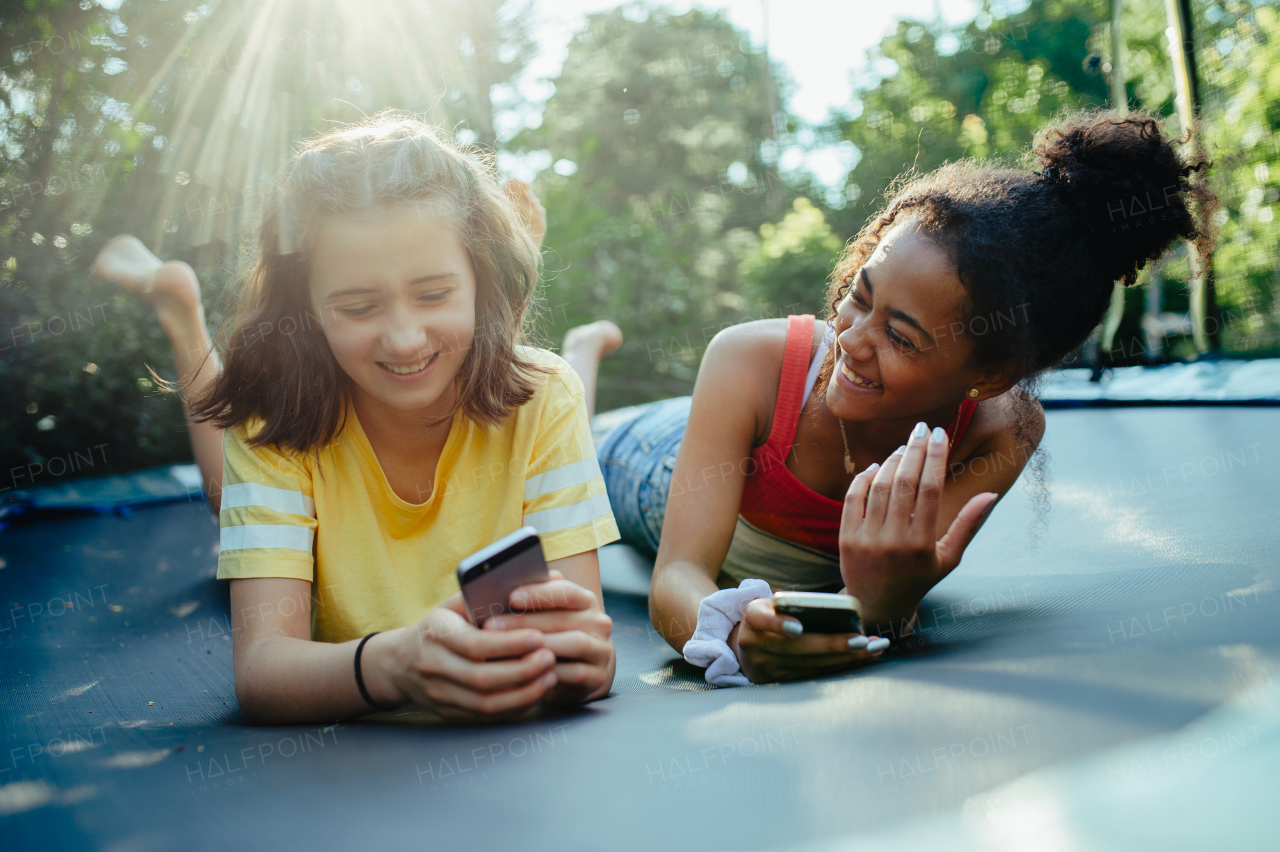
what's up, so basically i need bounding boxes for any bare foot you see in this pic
[561,321,622,420]
[91,235,203,333]
[503,178,547,250]
[562,320,623,361]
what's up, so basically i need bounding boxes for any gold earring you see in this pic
[968,388,980,399]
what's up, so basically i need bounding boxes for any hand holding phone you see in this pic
[772,591,862,634]
[457,526,550,626]
[731,591,886,684]
[456,528,615,706]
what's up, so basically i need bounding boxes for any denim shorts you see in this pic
[596,396,692,558]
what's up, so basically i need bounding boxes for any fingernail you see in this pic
[510,593,527,607]
[542,650,556,667]
[931,426,947,444]
[527,634,540,649]
[979,498,998,522]
[866,637,891,653]
[542,672,557,688]
[866,462,879,472]
[848,635,869,650]
[487,617,505,630]
[782,620,803,636]
[893,445,906,456]
[911,421,928,439]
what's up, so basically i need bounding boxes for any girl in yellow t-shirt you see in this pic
[92,114,620,723]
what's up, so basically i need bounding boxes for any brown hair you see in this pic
[190,112,551,454]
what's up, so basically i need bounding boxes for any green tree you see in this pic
[1192,2,1280,353]
[829,0,1279,360]
[518,5,803,409]
[830,0,1114,240]
[1,0,535,480]
[738,197,842,319]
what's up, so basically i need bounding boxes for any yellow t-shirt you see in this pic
[215,348,620,644]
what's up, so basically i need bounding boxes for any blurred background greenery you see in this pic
[1,0,1277,479]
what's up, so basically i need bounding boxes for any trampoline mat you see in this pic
[2,406,1278,851]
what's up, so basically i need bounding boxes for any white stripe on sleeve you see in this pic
[523,456,603,501]
[220,524,315,553]
[522,491,613,535]
[221,482,316,518]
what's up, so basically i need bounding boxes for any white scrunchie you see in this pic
[681,579,772,687]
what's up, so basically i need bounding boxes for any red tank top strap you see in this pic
[760,315,817,463]
[945,398,979,459]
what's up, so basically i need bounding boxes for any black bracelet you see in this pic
[354,632,397,712]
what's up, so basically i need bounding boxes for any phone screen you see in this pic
[458,529,549,626]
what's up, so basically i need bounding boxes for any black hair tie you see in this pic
[354,632,399,712]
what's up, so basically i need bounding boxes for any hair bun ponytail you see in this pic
[1032,109,1217,287]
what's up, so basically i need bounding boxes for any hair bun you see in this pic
[1032,109,1216,286]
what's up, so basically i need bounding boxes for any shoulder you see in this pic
[704,318,789,363]
[516,345,584,402]
[223,418,313,479]
[696,318,810,445]
[957,386,1045,470]
[703,316,826,367]
[701,317,787,384]
[699,319,793,398]
[509,346,587,431]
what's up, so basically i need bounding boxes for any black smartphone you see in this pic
[457,526,551,626]
[772,591,862,635]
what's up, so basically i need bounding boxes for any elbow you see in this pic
[231,639,292,725]
[233,678,278,726]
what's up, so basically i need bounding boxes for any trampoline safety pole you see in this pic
[1101,0,1128,360]
[1164,0,1222,354]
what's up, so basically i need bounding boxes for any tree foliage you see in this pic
[0,0,533,478]
[829,0,1279,361]
[518,6,802,408]
[1,0,1277,482]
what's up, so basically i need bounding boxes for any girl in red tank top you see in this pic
[622,109,1214,687]
[573,112,1214,687]
[738,314,976,556]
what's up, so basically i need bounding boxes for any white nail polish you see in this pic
[893,445,906,456]
[867,637,890,653]
[931,426,947,444]
[911,421,928,439]
[848,635,869,650]
[782,620,803,636]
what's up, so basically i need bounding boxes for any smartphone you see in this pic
[457,526,551,626]
[772,591,862,635]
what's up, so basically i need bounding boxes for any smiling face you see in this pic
[309,205,476,420]
[826,218,989,422]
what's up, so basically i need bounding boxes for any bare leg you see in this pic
[91,236,225,513]
[561,321,623,421]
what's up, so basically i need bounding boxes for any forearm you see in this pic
[235,627,405,725]
[649,559,720,651]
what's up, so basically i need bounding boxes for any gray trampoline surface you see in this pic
[2,406,1278,851]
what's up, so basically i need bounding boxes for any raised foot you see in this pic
[562,320,623,360]
[91,235,203,330]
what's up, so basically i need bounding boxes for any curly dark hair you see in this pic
[815,108,1219,525]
